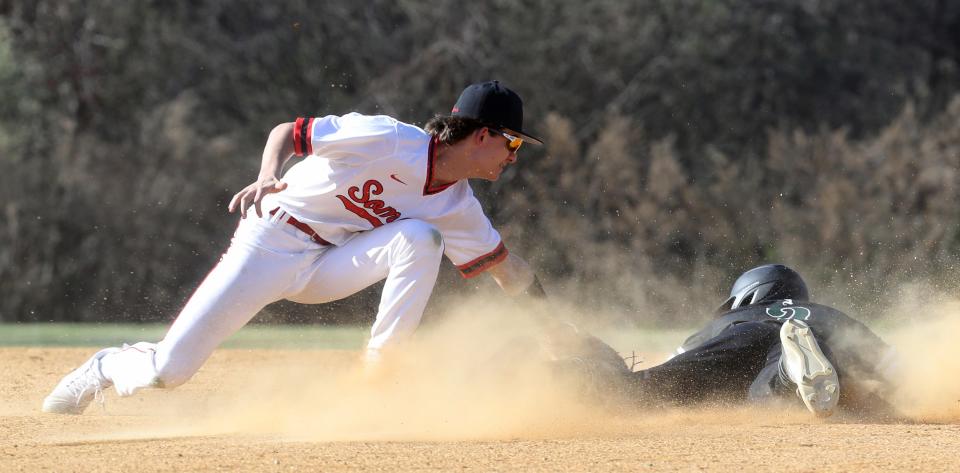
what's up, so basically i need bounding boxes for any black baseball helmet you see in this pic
[716,264,809,313]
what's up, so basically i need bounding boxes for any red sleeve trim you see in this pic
[293,118,304,156]
[305,117,314,155]
[457,242,508,279]
[292,117,314,156]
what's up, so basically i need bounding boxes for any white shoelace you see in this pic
[66,362,106,410]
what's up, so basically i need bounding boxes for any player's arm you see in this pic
[486,252,546,299]
[487,252,581,354]
[228,122,297,218]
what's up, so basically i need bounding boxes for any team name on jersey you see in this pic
[335,179,402,227]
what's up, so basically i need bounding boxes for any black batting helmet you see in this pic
[717,264,809,313]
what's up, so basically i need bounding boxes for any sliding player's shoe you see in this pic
[780,319,839,417]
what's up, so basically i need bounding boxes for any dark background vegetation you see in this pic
[2,0,959,326]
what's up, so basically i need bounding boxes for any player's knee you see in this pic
[393,219,444,256]
[152,357,198,389]
[153,366,194,389]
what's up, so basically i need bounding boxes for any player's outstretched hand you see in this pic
[228,176,288,218]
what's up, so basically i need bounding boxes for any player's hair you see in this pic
[424,115,491,145]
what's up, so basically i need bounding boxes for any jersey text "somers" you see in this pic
[335,179,401,227]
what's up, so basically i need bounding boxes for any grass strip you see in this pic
[0,323,368,350]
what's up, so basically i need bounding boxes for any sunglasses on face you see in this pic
[499,131,523,152]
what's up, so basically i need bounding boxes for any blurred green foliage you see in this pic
[1,0,959,325]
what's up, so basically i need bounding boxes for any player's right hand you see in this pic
[227,176,288,219]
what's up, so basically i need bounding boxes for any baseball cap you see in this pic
[451,80,543,145]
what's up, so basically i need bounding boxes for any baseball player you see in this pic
[551,264,900,418]
[42,80,547,415]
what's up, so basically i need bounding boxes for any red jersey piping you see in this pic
[423,136,458,195]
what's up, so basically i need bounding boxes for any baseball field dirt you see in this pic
[4,336,960,472]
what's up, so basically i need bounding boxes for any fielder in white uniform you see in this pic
[43,80,546,414]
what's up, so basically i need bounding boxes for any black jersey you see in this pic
[559,299,895,413]
[679,300,858,352]
[678,300,892,390]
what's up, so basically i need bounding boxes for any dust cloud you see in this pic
[883,297,960,421]
[189,300,617,441]
[169,299,811,442]
[150,294,960,441]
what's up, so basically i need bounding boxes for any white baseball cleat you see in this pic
[42,348,120,415]
[779,319,840,417]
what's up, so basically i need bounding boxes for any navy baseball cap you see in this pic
[451,80,543,145]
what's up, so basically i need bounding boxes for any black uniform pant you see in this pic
[628,320,782,405]
[626,319,896,416]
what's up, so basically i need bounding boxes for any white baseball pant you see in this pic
[99,208,444,396]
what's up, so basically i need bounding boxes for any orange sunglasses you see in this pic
[499,131,523,152]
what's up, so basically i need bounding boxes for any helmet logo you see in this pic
[764,299,812,321]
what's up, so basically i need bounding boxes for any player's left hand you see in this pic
[227,176,288,218]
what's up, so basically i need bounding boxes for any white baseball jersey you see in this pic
[64,113,507,402]
[262,112,507,278]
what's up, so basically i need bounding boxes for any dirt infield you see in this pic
[4,345,960,472]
